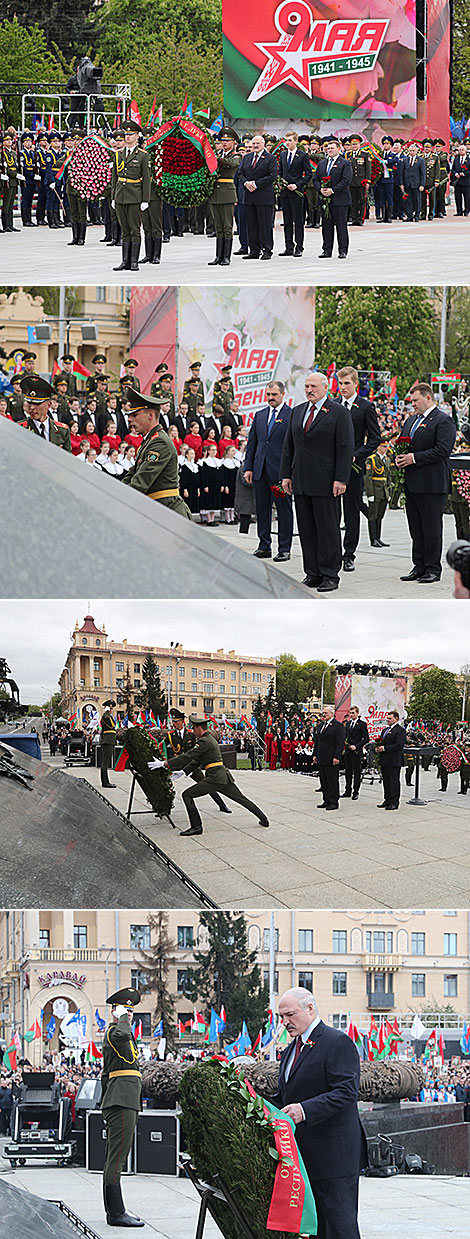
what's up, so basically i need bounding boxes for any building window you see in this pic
[373,932,385,952]
[241,671,247,681]
[241,701,247,709]
[177,969,190,993]
[116,662,124,673]
[134,663,140,673]
[96,639,101,647]
[332,1013,348,1029]
[40,928,50,948]
[411,933,425,955]
[177,925,194,949]
[191,698,197,707]
[444,974,458,997]
[219,670,225,679]
[263,928,279,951]
[203,698,213,711]
[230,700,236,708]
[94,678,100,688]
[140,1013,152,1038]
[96,287,107,302]
[298,929,313,952]
[116,679,124,689]
[412,974,426,997]
[263,969,279,993]
[93,660,100,672]
[387,931,393,951]
[130,969,148,992]
[299,970,313,989]
[332,930,347,953]
[444,934,457,955]
[74,925,88,949]
[134,679,141,688]
[191,668,197,677]
[179,697,185,706]
[231,672,236,680]
[333,972,347,995]
[130,924,151,950]
[374,972,386,993]
[82,638,87,645]
[192,683,198,692]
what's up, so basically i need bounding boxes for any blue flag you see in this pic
[210,113,223,134]
[46,1016,56,1041]
[95,1009,106,1033]
[153,1019,164,1038]
[209,1008,224,1040]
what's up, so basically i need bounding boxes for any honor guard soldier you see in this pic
[165,715,269,835]
[213,364,234,401]
[100,699,117,788]
[183,361,204,400]
[212,377,232,422]
[20,376,72,449]
[150,362,169,398]
[208,126,240,266]
[364,442,391,546]
[162,709,232,814]
[93,375,111,424]
[20,350,39,378]
[66,128,88,245]
[59,354,78,398]
[150,370,175,419]
[19,132,36,227]
[86,354,107,395]
[305,137,322,228]
[119,359,140,395]
[347,134,370,225]
[101,987,143,1228]
[141,129,163,265]
[186,376,204,419]
[121,387,191,517]
[35,133,50,225]
[53,375,72,425]
[111,119,151,272]
[45,131,65,229]
[434,138,449,217]
[7,376,25,423]
[1,132,19,232]
[421,138,439,219]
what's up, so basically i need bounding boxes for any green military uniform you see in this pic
[94,386,110,422]
[101,989,143,1227]
[364,450,390,545]
[141,172,162,265]
[208,134,240,265]
[60,363,78,398]
[7,391,25,423]
[149,380,175,418]
[421,147,439,219]
[122,424,191,517]
[161,716,230,814]
[183,375,204,401]
[100,705,117,787]
[305,148,322,227]
[167,721,268,835]
[55,391,71,423]
[434,142,449,218]
[111,123,151,271]
[450,434,470,540]
[1,143,19,232]
[119,367,141,396]
[22,414,71,450]
[86,357,107,396]
[186,386,204,418]
[347,143,371,225]
[213,372,234,401]
[212,387,232,420]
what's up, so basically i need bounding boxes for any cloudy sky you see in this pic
[0,599,468,704]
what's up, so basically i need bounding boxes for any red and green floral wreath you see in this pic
[67,135,112,200]
[145,116,218,207]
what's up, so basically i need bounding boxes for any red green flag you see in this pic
[3,1040,17,1071]
[368,1016,379,1060]
[192,1008,206,1034]
[24,1019,42,1043]
[86,1041,103,1062]
[68,712,78,730]
[113,746,129,772]
[347,1021,363,1052]
[71,359,92,378]
[244,1081,317,1235]
[423,1028,437,1060]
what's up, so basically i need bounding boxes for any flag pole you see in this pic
[269,910,276,1062]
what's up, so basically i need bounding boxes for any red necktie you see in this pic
[252,153,259,169]
[292,1035,303,1066]
[303,404,317,434]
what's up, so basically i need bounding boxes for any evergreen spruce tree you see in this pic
[137,912,177,1048]
[185,913,269,1043]
[140,653,167,720]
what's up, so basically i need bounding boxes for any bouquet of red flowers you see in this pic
[389,433,412,508]
[270,480,289,498]
[68,136,112,200]
[320,174,332,216]
[146,116,217,207]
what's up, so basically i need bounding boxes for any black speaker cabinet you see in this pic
[86,1110,133,1173]
[134,1110,180,1174]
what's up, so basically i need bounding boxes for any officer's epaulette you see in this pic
[55,421,68,429]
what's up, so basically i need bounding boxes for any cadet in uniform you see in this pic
[141,129,163,265]
[66,128,88,245]
[60,354,78,398]
[101,987,143,1228]
[45,131,65,229]
[121,387,191,517]
[434,138,449,218]
[421,138,439,220]
[208,126,240,266]
[151,371,175,419]
[20,376,71,449]
[165,715,269,835]
[212,377,232,421]
[20,350,39,377]
[100,700,117,788]
[1,132,19,232]
[111,119,151,271]
[35,133,50,225]
[86,354,107,395]
[182,361,204,401]
[161,709,231,814]
[364,442,391,546]
[150,362,169,398]
[19,132,36,227]
[213,364,234,401]
[347,135,370,225]
[305,137,322,228]
[53,375,72,424]
[119,359,140,394]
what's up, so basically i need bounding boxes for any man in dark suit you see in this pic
[281,371,354,591]
[313,706,345,809]
[376,710,406,809]
[401,143,425,221]
[313,136,352,258]
[278,131,312,257]
[397,382,456,582]
[273,986,367,1239]
[342,706,370,800]
[238,134,277,260]
[337,367,381,570]
[244,380,293,561]
[450,143,470,216]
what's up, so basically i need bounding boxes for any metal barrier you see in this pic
[19,88,131,134]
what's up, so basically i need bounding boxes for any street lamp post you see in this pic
[320,660,337,711]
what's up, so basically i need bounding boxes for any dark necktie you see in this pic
[303,404,317,434]
[292,1036,303,1068]
[39,424,46,438]
[288,150,293,167]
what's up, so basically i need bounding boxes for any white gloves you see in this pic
[147,758,165,769]
[113,1004,129,1018]
[140,201,149,211]
[111,199,115,209]
[171,770,184,779]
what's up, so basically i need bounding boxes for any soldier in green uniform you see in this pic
[212,377,232,420]
[165,715,269,835]
[20,376,71,449]
[160,709,231,814]
[1,132,19,232]
[450,430,470,540]
[101,986,143,1228]
[93,375,110,424]
[305,137,322,228]
[434,138,449,218]
[364,442,391,546]
[100,699,117,788]
[66,128,88,245]
[347,134,371,225]
[60,355,78,398]
[208,126,240,266]
[111,119,151,271]
[121,387,191,517]
[53,375,72,424]
[213,364,234,401]
[151,371,175,419]
[186,378,205,419]
[7,376,25,423]
[182,361,204,401]
[20,350,39,378]
[421,138,439,219]
[119,359,140,395]
[86,354,107,396]
[141,131,163,266]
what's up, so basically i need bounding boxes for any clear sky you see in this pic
[0,599,468,704]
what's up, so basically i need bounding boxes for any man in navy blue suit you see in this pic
[237,134,278,260]
[278,131,312,257]
[397,382,456,582]
[244,380,293,561]
[313,136,352,258]
[401,142,425,221]
[272,986,367,1239]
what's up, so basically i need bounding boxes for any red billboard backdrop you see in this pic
[129,287,178,395]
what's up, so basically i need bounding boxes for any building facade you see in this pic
[1,910,469,1062]
[59,615,276,725]
[0,286,130,388]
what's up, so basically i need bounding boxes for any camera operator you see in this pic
[447,540,470,598]
[76,56,110,132]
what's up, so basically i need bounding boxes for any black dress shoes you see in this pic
[279,250,293,256]
[325,804,339,809]
[242,253,259,259]
[273,551,290,561]
[260,251,272,260]
[400,567,423,581]
[293,247,303,256]
[318,252,332,258]
[341,791,351,798]
[352,792,359,801]
[371,540,382,548]
[338,252,347,258]
[343,556,355,571]
[418,572,440,583]
[317,578,339,592]
[253,548,271,558]
[303,575,321,587]
[377,801,388,808]
[180,825,203,836]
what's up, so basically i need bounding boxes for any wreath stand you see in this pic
[405,745,438,807]
[125,764,176,829]
[180,1155,256,1239]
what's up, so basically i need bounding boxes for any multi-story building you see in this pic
[0,286,129,387]
[59,614,276,724]
[1,911,469,1061]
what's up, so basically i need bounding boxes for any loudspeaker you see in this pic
[86,1111,133,1173]
[134,1110,180,1175]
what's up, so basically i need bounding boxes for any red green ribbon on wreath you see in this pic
[146,116,218,174]
[243,1079,317,1234]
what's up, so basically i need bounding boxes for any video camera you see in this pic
[446,540,470,591]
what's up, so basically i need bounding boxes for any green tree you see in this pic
[3,4,94,62]
[275,654,309,708]
[301,660,334,704]
[439,287,470,376]
[407,667,462,725]
[95,0,222,61]
[184,913,269,1044]
[315,287,439,397]
[44,691,62,717]
[136,654,167,721]
[137,912,177,1048]
[105,30,223,124]
[453,0,470,118]
[0,20,69,126]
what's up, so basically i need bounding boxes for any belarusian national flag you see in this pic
[68,712,78,730]
[423,1028,437,1059]
[368,1017,379,1060]
[3,1040,17,1071]
[86,1041,103,1062]
[114,745,129,772]
[51,359,61,381]
[438,1032,446,1058]
[71,360,92,378]
[147,94,158,126]
[195,107,210,121]
[193,1008,206,1034]
[133,1020,143,1041]
[277,1026,288,1047]
[130,100,142,126]
[347,1021,363,1052]
[24,1019,42,1043]
[250,1029,262,1054]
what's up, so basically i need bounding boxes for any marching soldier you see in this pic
[421,138,439,220]
[100,699,117,789]
[1,132,19,232]
[66,128,88,245]
[434,138,449,218]
[347,135,370,226]
[86,353,107,395]
[165,715,269,835]
[121,387,191,517]
[208,126,240,266]
[20,376,71,449]
[111,118,151,271]
[161,709,232,814]
[101,987,143,1228]
[364,442,391,546]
